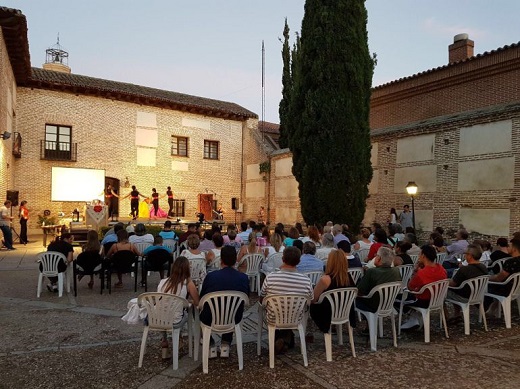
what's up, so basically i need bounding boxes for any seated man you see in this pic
[332,224,350,246]
[486,238,520,314]
[101,222,125,245]
[444,229,469,268]
[141,236,173,283]
[44,233,74,292]
[158,220,177,241]
[128,223,154,244]
[337,240,362,268]
[356,247,401,313]
[260,246,313,354]
[446,243,487,322]
[400,245,447,329]
[296,242,323,273]
[199,246,250,358]
[178,223,198,245]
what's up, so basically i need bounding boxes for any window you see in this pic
[171,136,188,157]
[171,200,186,217]
[204,140,219,160]
[42,124,76,161]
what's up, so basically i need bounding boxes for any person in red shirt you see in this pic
[401,245,447,329]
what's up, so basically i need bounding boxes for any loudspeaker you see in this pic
[6,190,19,206]
[231,197,238,210]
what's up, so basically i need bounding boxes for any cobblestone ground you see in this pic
[1,241,519,389]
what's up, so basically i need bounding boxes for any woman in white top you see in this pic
[262,232,285,274]
[157,256,200,352]
[237,232,263,272]
[180,234,214,286]
[315,233,335,260]
[300,225,322,248]
[208,233,224,271]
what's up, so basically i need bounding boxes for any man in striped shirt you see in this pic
[259,246,313,354]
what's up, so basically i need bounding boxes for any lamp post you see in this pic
[405,181,418,231]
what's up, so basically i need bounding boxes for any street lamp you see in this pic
[405,181,418,231]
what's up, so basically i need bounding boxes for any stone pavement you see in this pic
[1,239,520,389]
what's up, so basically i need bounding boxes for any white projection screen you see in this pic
[51,167,105,202]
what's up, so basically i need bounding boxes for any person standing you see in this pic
[399,205,413,230]
[0,200,15,250]
[19,200,29,244]
[122,185,145,220]
[257,206,265,223]
[166,186,174,218]
[104,184,119,219]
[149,188,163,218]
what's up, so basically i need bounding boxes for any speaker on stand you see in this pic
[231,197,238,225]
[6,190,20,243]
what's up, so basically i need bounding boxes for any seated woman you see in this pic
[262,233,285,274]
[283,227,300,247]
[198,229,216,252]
[180,234,214,286]
[157,256,200,357]
[300,225,321,248]
[76,230,102,289]
[430,232,447,253]
[106,229,141,288]
[366,228,390,261]
[224,229,242,252]
[208,233,224,271]
[310,250,356,333]
[394,241,413,265]
[237,232,263,272]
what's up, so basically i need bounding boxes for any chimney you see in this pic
[449,33,474,64]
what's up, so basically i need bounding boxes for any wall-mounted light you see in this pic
[0,131,11,140]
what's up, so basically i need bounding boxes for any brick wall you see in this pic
[12,86,261,232]
[371,44,520,129]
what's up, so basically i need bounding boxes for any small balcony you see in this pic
[40,140,77,161]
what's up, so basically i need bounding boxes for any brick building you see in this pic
[246,34,520,239]
[0,6,271,234]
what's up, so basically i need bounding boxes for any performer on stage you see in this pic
[258,206,265,223]
[104,184,119,219]
[166,186,174,218]
[122,185,146,220]
[149,188,167,219]
[216,205,224,220]
[19,200,29,244]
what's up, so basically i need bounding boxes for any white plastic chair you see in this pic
[316,287,358,361]
[488,257,511,274]
[304,271,324,287]
[356,248,370,263]
[355,281,401,352]
[137,293,192,370]
[348,268,363,285]
[446,275,489,335]
[189,258,207,288]
[397,265,414,290]
[133,242,152,277]
[485,273,520,329]
[258,294,311,368]
[409,255,419,265]
[237,253,264,293]
[398,279,450,343]
[435,253,447,265]
[198,291,249,374]
[261,252,283,275]
[37,251,70,297]
[163,239,177,257]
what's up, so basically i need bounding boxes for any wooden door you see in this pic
[198,194,213,221]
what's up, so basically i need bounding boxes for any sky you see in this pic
[3,0,520,123]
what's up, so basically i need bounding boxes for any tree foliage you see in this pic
[278,18,291,149]
[284,0,374,230]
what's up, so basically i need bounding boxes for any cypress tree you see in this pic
[278,19,291,149]
[287,0,373,230]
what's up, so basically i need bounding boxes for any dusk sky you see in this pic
[3,0,520,123]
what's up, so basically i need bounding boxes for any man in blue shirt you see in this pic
[200,246,250,358]
[297,242,324,273]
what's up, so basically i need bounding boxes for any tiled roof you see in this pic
[0,6,31,82]
[258,121,280,134]
[373,42,520,90]
[27,68,257,120]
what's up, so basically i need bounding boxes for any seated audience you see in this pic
[490,237,510,264]
[338,240,362,268]
[444,229,469,267]
[394,241,413,265]
[129,223,154,245]
[106,229,140,288]
[297,242,324,273]
[44,233,74,292]
[366,228,390,261]
[404,233,421,256]
[316,233,335,260]
[332,224,350,246]
[198,229,216,252]
[310,249,356,333]
[199,246,250,358]
[158,220,177,241]
[237,233,263,272]
[283,227,300,247]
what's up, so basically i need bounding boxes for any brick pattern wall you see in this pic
[371,45,520,129]
[12,87,260,231]
[0,29,15,198]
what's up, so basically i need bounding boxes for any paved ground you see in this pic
[1,239,520,389]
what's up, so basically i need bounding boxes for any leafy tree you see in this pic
[287,0,374,230]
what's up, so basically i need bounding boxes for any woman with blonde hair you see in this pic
[157,256,200,358]
[310,249,355,332]
[237,232,263,272]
